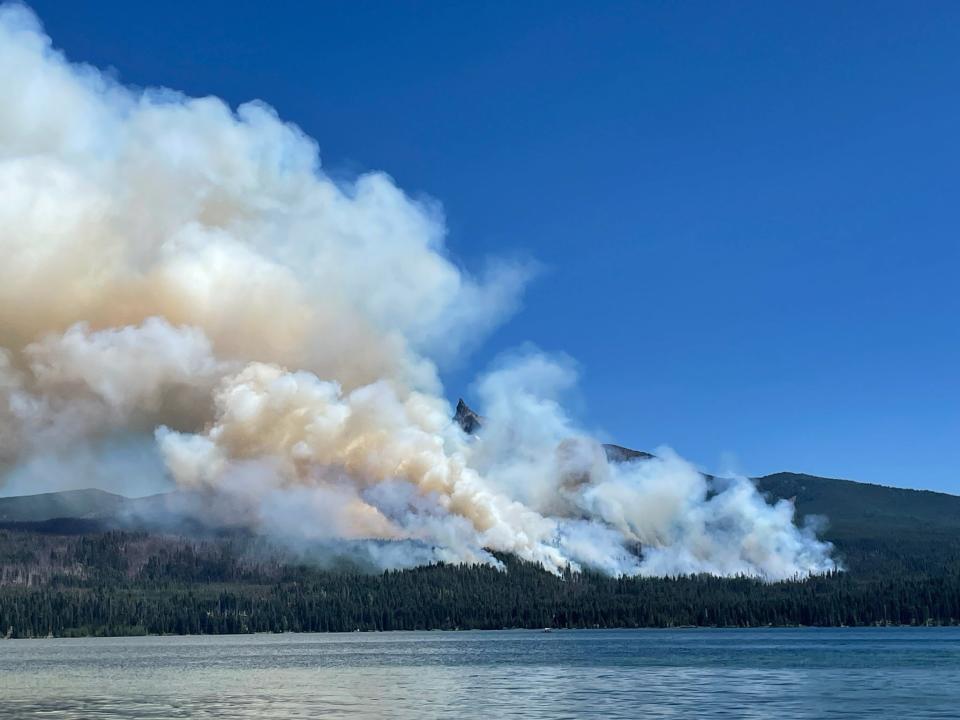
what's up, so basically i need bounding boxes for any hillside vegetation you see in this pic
[1,465,958,637]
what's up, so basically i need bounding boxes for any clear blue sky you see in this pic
[26,1,959,492]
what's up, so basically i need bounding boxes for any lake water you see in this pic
[1,628,958,718]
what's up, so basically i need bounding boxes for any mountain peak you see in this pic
[454,398,485,434]
[602,444,654,463]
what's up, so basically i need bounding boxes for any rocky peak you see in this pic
[602,444,654,463]
[454,399,484,434]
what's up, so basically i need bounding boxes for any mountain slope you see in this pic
[2,399,957,577]
[0,489,130,523]
[2,457,959,636]
[754,472,960,574]
[2,468,958,574]
[449,398,959,571]
[755,472,960,535]
[6,474,957,530]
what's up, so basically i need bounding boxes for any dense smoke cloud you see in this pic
[0,4,835,579]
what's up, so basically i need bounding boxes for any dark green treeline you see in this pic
[1,529,959,638]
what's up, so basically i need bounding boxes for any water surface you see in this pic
[1,628,957,718]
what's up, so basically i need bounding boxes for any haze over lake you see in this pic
[2,629,958,719]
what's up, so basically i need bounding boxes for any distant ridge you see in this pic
[453,399,654,464]
[0,488,238,535]
[1,403,957,575]
[446,398,960,573]
[0,488,129,523]
[754,471,960,538]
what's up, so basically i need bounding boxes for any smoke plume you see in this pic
[0,4,835,579]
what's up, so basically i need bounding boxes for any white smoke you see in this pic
[0,4,835,579]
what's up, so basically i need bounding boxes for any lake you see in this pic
[1,628,958,718]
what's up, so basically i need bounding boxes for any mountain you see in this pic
[2,455,958,576]
[2,478,958,636]
[453,398,484,434]
[446,400,960,573]
[5,473,956,534]
[2,399,956,561]
[4,471,957,572]
[2,424,959,635]
[0,488,130,524]
[0,488,242,536]
[754,472,960,574]
[602,444,654,463]
[453,398,653,463]
[755,471,960,535]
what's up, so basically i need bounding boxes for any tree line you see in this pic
[1,528,958,637]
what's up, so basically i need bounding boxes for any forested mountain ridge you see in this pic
[1,411,959,637]
[2,442,959,577]
[3,465,959,552]
[754,472,960,575]
[755,471,960,532]
[0,489,131,523]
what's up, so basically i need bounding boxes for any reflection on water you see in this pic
[1,628,958,719]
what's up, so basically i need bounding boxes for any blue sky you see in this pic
[26,1,959,492]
